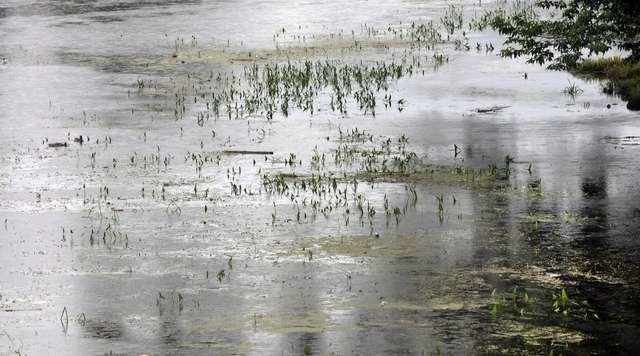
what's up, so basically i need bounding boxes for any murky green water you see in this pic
[1,0,639,355]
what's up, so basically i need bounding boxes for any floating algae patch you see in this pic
[472,271,602,354]
[491,320,589,348]
[264,234,425,261]
[264,163,499,196]
[373,270,493,312]
[57,51,173,74]
[172,37,431,66]
[379,295,488,313]
[258,132,502,194]
[312,234,423,258]
[353,164,500,190]
[174,340,253,352]
[251,310,329,334]
[171,18,447,65]
[429,295,488,312]
[477,266,569,289]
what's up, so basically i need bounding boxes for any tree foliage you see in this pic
[477,0,640,69]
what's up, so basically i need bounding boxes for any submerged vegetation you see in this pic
[487,283,600,355]
[138,48,439,121]
[2,1,640,355]
[129,7,500,121]
[259,129,504,229]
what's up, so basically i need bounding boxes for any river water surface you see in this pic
[1,0,639,355]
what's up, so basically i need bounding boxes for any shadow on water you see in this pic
[441,122,640,353]
[84,319,123,340]
[563,142,640,353]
